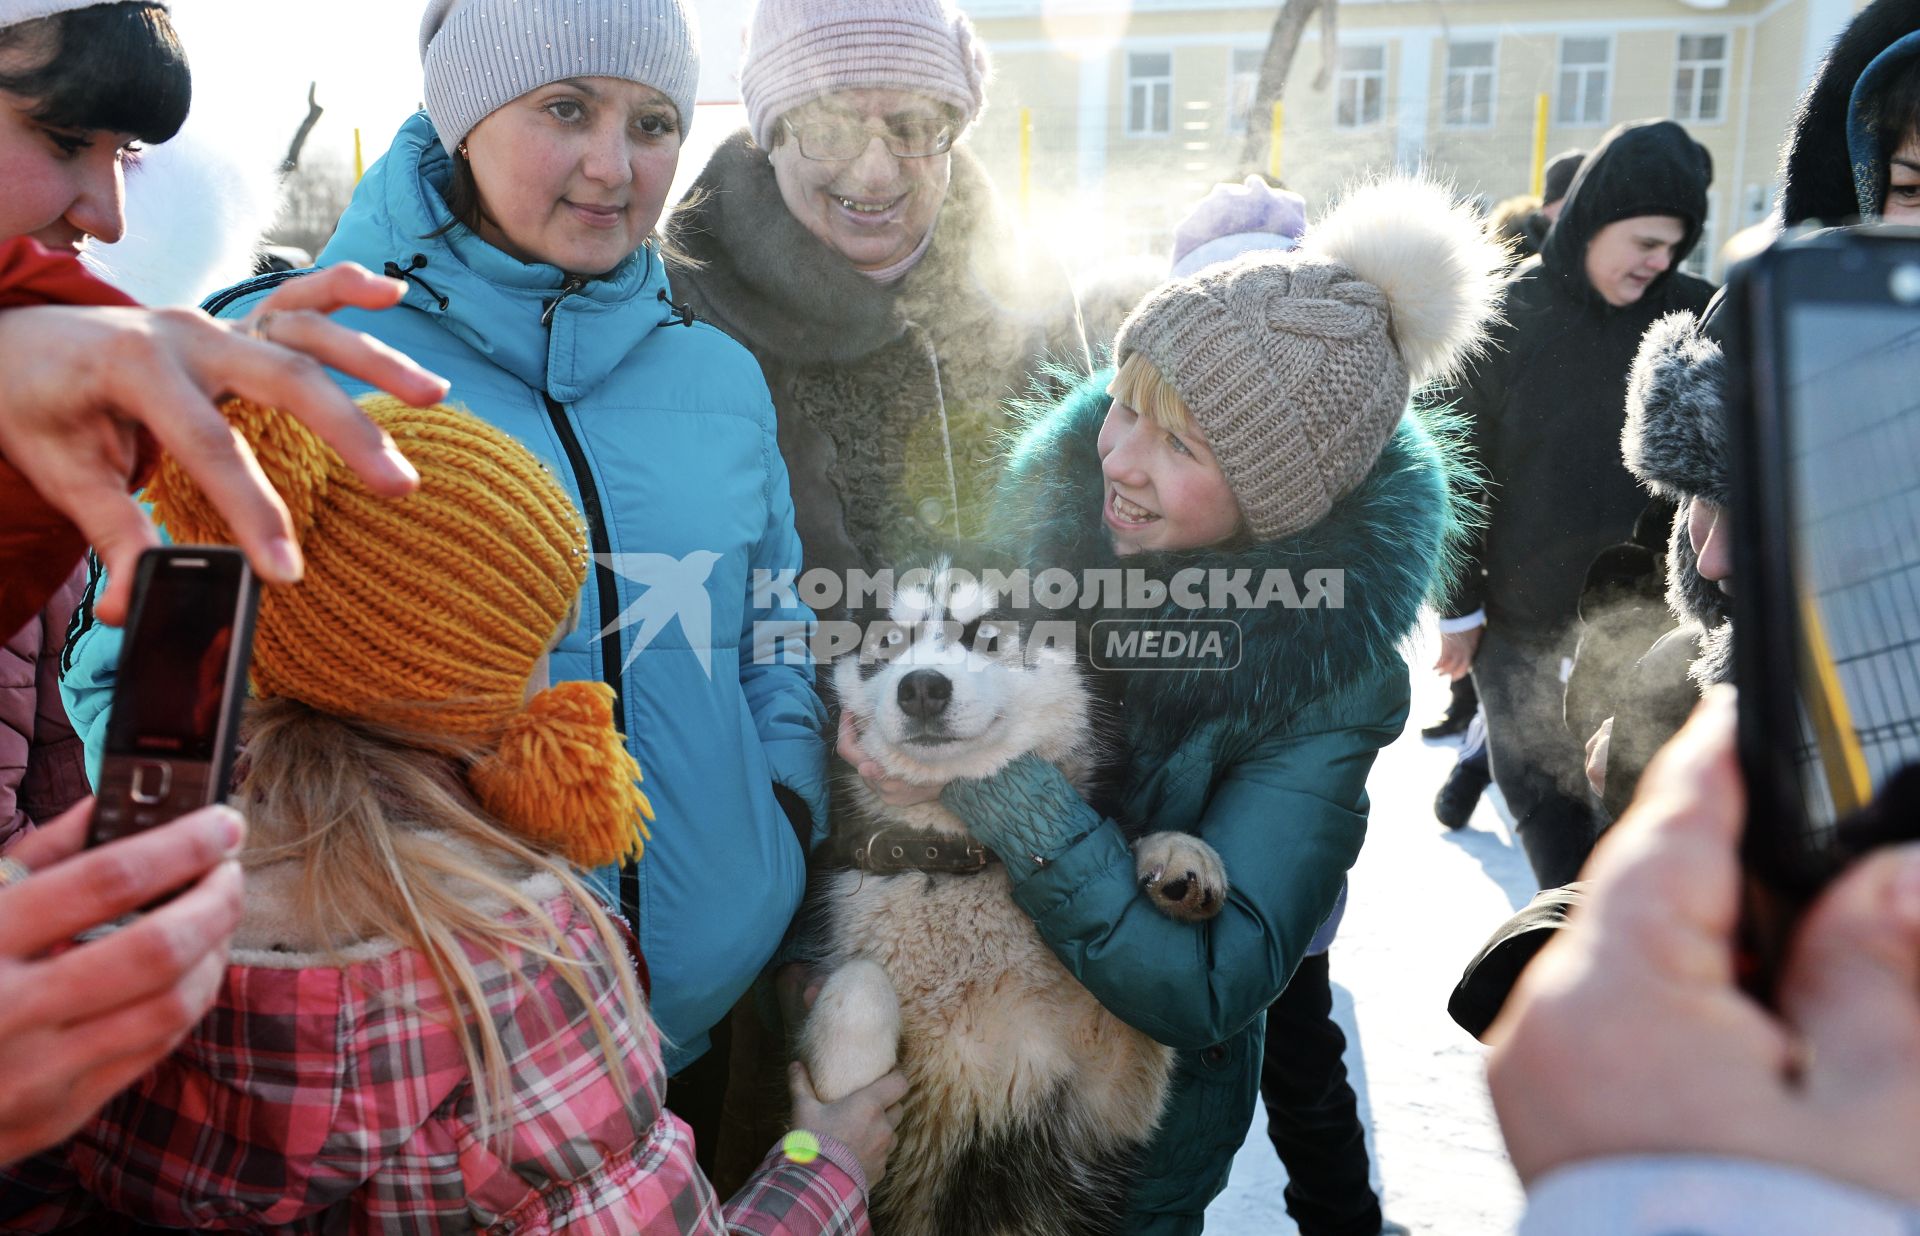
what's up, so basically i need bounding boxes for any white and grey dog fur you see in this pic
[801,559,1228,1236]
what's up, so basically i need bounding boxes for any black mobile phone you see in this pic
[1730,226,1920,994]
[88,547,260,847]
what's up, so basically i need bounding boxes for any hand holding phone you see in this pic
[89,547,259,848]
[0,799,244,1162]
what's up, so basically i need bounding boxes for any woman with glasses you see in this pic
[666,0,1090,600]
[665,0,1088,1188]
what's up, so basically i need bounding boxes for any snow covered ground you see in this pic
[1206,623,1536,1236]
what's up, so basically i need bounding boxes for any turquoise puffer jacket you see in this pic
[58,112,827,1072]
[943,374,1462,1230]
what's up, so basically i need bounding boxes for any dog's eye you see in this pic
[883,626,906,647]
[972,622,1002,650]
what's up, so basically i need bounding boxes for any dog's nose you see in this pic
[897,669,952,720]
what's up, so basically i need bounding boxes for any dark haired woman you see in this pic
[65,0,834,1094]
[0,0,445,1166]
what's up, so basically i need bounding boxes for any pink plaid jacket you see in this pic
[0,892,869,1235]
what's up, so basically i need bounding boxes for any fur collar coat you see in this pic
[967,374,1461,1221]
[666,132,1090,595]
[994,372,1463,755]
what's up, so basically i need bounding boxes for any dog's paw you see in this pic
[1134,832,1229,922]
[798,959,902,1102]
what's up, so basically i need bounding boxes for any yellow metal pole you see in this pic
[1018,108,1032,215]
[353,127,365,183]
[1267,100,1285,182]
[1530,93,1549,197]
[1800,593,1873,816]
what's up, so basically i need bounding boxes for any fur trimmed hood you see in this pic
[993,372,1464,749]
[1779,0,1920,225]
[666,129,1080,368]
[1622,305,1734,685]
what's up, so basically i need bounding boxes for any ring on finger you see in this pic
[0,856,31,890]
[247,311,280,344]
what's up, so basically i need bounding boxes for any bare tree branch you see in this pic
[1238,0,1340,176]
[280,83,324,176]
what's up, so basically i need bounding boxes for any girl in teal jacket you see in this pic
[60,0,825,1078]
[879,178,1504,1231]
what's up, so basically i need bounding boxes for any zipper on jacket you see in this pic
[542,275,588,327]
[540,393,638,928]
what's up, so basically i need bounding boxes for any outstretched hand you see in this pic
[1487,688,1920,1207]
[787,1060,908,1191]
[0,263,448,625]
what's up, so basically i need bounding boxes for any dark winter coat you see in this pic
[1442,120,1715,640]
[955,374,1461,1229]
[666,133,1090,598]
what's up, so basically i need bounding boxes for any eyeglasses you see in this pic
[780,116,957,161]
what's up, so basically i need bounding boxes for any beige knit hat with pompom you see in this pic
[1114,176,1506,539]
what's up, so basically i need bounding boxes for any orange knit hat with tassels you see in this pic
[143,393,652,869]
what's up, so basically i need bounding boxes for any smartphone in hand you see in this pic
[88,547,259,848]
[1730,226,1920,995]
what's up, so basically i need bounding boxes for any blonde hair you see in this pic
[238,698,650,1145]
[1107,352,1196,433]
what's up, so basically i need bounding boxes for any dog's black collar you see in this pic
[853,826,1000,875]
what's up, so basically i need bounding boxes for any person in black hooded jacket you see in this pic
[1433,118,1715,889]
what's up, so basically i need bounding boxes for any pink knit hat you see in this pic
[739,0,990,151]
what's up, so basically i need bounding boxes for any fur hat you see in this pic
[739,0,989,151]
[1623,309,1734,687]
[419,0,700,154]
[1113,176,1505,540]
[1623,312,1731,508]
[145,395,654,868]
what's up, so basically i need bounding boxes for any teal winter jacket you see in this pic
[942,374,1461,1229]
[58,112,827,1072]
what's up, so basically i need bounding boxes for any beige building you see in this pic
[961,0,1870,280]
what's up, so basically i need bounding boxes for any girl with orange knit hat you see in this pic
[1,396,904,1233]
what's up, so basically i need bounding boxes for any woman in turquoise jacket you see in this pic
[856,179,1502,1232]
[59,0,825,1078]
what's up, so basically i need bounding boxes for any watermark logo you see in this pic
[1091,619,1243,672]
[581,558,1344,675]
[594,551,722,677]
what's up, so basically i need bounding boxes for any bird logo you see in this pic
[594,551,724,678]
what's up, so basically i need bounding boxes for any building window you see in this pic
[1228,48,1263,134]
[1444,40,1496,128]
[1674,34,1729,123]
[1557,37,1610,127]
[1683,204,1713,279]
[1126,51,1173,137]
[1335,45,1386,129]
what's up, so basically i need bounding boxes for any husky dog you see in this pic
[802,560,1228,1236]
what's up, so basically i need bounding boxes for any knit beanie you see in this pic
[1542,149,1587,207]
[145,395,653,870]
[739,0,989,151]
[419,0,699,156]
[1170,175,1307,279]
[0,0,155,25]
[1114,176,1506,540]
